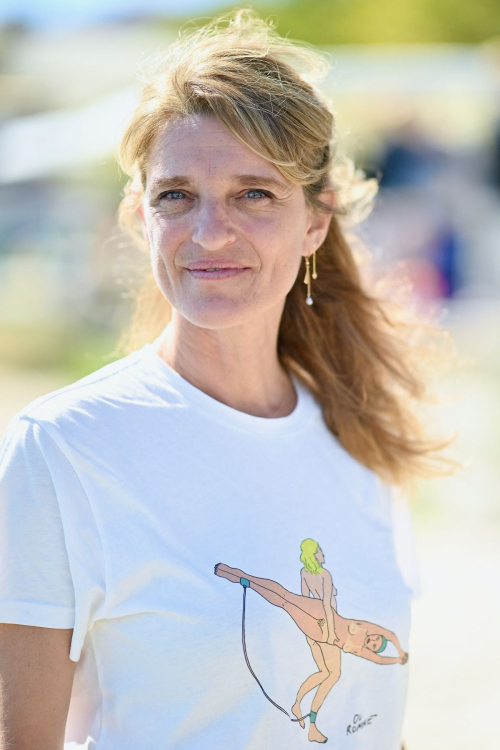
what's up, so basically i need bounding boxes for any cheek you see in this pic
[147,217,185,259]
[250,217,305,267]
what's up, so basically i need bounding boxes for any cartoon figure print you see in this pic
[214,538,408,744]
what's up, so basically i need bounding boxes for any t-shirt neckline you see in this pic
[138,340,317,434]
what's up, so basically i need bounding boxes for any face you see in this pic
[139,115,333,329]
[365,634,383,652]
[315,546,325,564]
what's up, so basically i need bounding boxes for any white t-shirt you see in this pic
[0,341,420,749]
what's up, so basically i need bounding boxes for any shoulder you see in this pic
[344,642,362,655]
[9,348,149,439]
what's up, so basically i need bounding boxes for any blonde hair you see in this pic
[300,539,323,575]
[115,9,462,491]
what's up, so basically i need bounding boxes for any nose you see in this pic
[191,200,237,251]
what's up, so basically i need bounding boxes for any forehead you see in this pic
[146,114,289,184]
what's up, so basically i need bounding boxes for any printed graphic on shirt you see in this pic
[214,538,408,744]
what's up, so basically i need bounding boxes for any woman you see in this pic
[296,539,339,736]
[0,9,458,750]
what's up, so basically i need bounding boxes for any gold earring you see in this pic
[304,249,317,306]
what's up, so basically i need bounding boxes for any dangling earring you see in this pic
[304,249,317,306]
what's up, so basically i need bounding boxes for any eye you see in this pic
[158,190,186,200]
[244,189,272,200]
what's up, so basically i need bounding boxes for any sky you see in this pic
[0,0,230,29]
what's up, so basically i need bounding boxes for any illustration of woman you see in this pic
[292,539,339,741]
[215,555,408,744]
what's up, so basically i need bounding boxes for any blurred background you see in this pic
[1,1,499,747]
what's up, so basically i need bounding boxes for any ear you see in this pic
[302,187,335,257]
[136,203,146,226]
[136,203,149,243]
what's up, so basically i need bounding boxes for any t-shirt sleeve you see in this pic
[0,414,105,661]
[390,485,422,599]
[0,415,75,628]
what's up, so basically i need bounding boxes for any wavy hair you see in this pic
[115,8,462,490]
[300,539,323,575]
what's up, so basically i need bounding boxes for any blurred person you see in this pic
[428,218,463,298]
[488,114,500,190]
[369,121,466,304]
[0,10,460,749]
[377,116,445,190]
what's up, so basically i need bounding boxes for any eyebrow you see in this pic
[147,174,289,195]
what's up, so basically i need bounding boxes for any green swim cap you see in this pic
[376,636,387,653]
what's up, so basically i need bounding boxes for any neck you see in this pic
[154,311,297,419]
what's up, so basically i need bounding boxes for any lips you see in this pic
[185,260,249,270]
[187,268,249,280]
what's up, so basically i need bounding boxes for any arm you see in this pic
[321,572,338,645]
[360,648,408,665]
[0,624,77,749]
[300,569,309,597]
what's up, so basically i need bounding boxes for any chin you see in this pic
[181,299,264,328]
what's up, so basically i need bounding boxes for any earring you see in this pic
[304,249,317,306]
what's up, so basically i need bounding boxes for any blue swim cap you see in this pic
[376,636,387,653]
